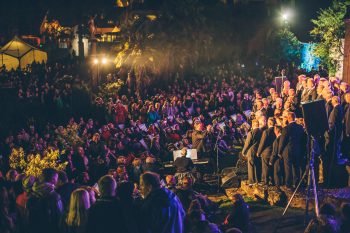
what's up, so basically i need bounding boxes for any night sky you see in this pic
[0,0,333,41]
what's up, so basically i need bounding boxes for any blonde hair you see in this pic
[66,188,90,227]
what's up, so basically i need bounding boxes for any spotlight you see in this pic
[102,58,107,64]
[93,58,99,64]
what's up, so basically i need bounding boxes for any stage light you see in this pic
[93,58,99,64]
[102,57,107,64]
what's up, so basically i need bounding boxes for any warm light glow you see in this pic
[102,57,107,64]
[281,9,293,22]
[93,58,99,64]
[282,13,289,20]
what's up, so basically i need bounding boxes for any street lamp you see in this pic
[92,56,108,86]
[281,9,292,27]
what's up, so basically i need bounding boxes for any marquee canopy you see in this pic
[0,36,47,71]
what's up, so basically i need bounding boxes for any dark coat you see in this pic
[87,197,128,233]
[257,127,276,159]
[26,182,64,233]
[269,136,281,165]
[325,100,333,119]
[174,156,194,173]
[225,200,250,233]
[278,122,305,163]
[344,103,350,137]
[329,104,343,139]
[141,188,185,233]
[242,128,262,160]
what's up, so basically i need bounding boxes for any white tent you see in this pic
[0,36,47,70]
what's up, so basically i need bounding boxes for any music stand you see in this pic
[274,100,328,232]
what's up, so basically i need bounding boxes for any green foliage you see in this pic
[310,0,350,75]
[114,0,236,93]
[265,28,301,65]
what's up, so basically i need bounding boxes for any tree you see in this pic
[113,0,236,95]
[310,0,350,75]
[264,28,301,66]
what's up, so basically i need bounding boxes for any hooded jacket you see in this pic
[26,182,63,233]
[141,188,185,233]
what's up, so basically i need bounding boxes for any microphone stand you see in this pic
[213,128,223,192]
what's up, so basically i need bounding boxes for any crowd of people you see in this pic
[0,60,350,233]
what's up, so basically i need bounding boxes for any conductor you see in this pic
[192,121,212,157]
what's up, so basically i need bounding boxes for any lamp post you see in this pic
[92,56,108,87]
[281,10,292,29]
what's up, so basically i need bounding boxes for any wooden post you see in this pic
[342,19,350,84]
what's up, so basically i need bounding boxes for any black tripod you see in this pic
[273,135,320,233]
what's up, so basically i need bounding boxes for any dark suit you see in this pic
[278,122,305,187]
[270,136,282,186]
[242,128,262,184]
[325,100,333,119]
[307,88,317,102]
[343,103,350,159]
[324,104,344,187]
[257,127,276,184]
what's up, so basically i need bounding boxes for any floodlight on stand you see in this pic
[102,57,107,65]
[93,58,99,64]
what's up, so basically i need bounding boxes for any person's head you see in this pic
[194,121,204,131]
[251,120,259,130]
[256,100,263,110]
[258,116,267,128]
[262,98,269,107]
[181,176,193,190]
[320,203,336,217]
[57,170,68,187]
[298,74,306,83]
[275,98,283,109]
[92,133,100,142]
[287,112,296,123]
[66,188,90,227]
[288,88,295,97]
[132,158,141,167]
[340,82,349,93]
[284,101,292,110]
[274,125,282,137]
[267,117,275,128]
[6,169,18,182]
[324,91,333,102]
[283,80,290,89]
[181,147,187,157]
[269,87,276,95]
[304,215,339,233]
[41,168,58,185]
[140,172,161,198]
[77,147,85,156]
[145,156,155,164]
[165,175,176,186]
[331,96,340,107]
[98,175,117,197]
[344,93,350,104]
